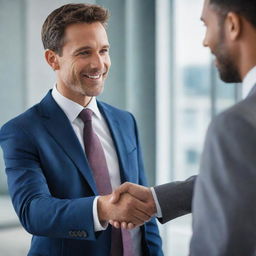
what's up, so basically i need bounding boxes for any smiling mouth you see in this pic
[82,71,108,80]
[83,74,101,80]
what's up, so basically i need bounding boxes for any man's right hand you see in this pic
[106,182,157,229]
[97,191,154,227]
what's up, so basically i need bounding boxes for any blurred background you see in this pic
[0,0,241,255]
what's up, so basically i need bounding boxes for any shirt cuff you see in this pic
[93,196,108,231]
[150,187,163,218]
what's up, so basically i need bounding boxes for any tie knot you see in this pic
[79,108,93,122]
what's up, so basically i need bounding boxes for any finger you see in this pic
[111,193,153,226]
[110,190,121,204]
[119,195,154,224]
[118,210,147,226]
[134,198,156,218]
[124,184,152,203]
[131,209,151,224]
[127,222,135,230]
[121,222,128,229]
[113,221,121,228]
[110,182,131,203]
[109,220,114,226]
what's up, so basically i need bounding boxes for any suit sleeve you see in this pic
[190,112,256,256]
[154,175,196,224]
[0,121,98,241]
[130,114,164,256]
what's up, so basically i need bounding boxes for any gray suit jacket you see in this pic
[190,86,256,255]
[154,176,196,223]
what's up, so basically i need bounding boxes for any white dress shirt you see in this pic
[52,85,142,255]
[242,66,256,99]
[153,65,256,218]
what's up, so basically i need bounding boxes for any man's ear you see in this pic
[44,49,60,71]
[225,12,241,41]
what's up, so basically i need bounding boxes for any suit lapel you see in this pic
[38,91,98,194]
[98,102,132,183]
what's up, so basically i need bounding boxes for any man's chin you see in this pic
[81,86,104,97]
[219,71,241,83]
[215,57,241,83]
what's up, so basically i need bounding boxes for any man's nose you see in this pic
[89,53,104,70]
[202,35,208,47]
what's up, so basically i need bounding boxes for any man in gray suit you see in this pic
[111,0,256,254]
[190,0,256,254]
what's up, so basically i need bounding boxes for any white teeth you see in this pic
[85,74,101,79]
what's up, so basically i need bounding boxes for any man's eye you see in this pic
[79,51,90,55]
[100,49,109,54]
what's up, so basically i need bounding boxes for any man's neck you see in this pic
[56,83,92,107]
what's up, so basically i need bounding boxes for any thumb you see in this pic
[110,182,130,203]
[110,189,121,203]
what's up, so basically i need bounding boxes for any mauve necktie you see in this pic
[79,108,134,256]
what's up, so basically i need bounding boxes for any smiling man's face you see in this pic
[55,22,111,105]
[201,0,241,83]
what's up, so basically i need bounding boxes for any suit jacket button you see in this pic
[82,231,87,238]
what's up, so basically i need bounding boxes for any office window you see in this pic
[186,149,198,165]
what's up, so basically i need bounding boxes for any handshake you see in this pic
[98,182,157,230]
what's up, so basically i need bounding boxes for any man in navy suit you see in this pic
[0,4,163,256]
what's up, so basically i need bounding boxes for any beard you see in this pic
[66,67,106,97]
[214,30,241,83]
[215,50,241,83]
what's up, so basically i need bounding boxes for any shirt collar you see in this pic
[51,85,102,122]
[242,66,256,99]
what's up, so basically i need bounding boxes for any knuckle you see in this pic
[148,203,156,215]
[122,182,129,188]
[126,198,133,207]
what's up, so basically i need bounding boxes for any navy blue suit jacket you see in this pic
[0,91,163,256]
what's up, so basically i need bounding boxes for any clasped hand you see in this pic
[98,183,156,230]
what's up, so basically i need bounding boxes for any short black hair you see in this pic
[209,0,256,28]
[41,3,109,56]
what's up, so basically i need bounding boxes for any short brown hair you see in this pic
[41,3,109,55]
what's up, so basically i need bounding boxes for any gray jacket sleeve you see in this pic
[154,175,196,223]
